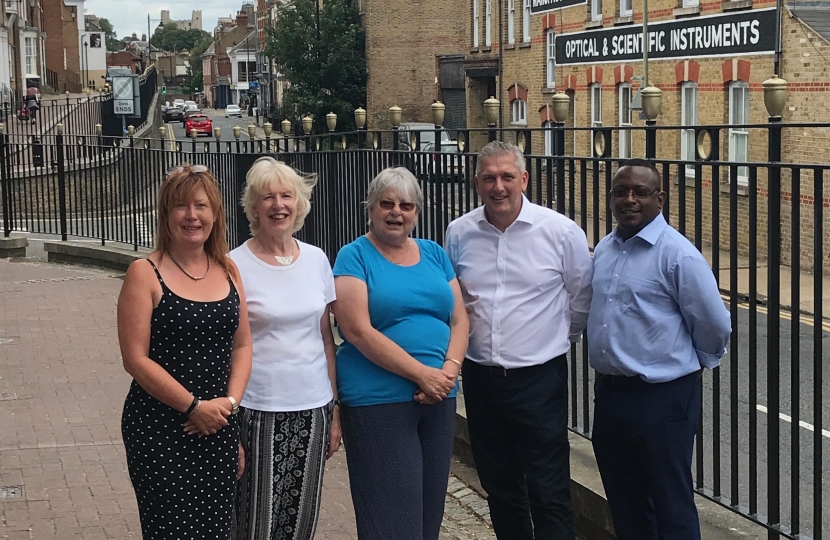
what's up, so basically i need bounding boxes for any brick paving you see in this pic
[0,258,495,540]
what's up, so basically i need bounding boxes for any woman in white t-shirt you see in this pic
[229,157,340,540]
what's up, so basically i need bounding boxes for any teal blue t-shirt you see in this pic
[333,236,458,407]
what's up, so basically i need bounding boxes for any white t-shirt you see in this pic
[229,239,336,412]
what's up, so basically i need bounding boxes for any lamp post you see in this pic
[80,34,88,89]
[146,15,164,65]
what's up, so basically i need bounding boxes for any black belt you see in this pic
[596,369,703,388]
[466,354,566,378]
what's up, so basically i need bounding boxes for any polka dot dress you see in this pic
[121,259,240,540]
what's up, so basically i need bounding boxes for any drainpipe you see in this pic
[774,0,783,75]
[497,0,503,128]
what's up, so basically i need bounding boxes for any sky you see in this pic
[84,0,241,41]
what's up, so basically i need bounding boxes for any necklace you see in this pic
[167,253,211,281]
[258,237,296,266]
[369,233,411,265]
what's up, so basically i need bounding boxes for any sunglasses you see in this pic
[167,164,209,176]
[378,200,416,212]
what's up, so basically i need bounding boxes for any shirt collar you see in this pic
[476,195,535,228]
[613,212,667,246]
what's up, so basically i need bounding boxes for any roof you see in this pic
[228,30,256,54]
[788,4,830,43]
[201,42,216,57]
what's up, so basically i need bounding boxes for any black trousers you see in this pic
[591,370,702,540]
[462,356,574,540]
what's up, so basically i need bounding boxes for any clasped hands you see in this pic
[183,397,232,437]
[413,362,459,405]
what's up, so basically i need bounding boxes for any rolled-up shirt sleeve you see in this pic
[562,224,593,340]
[674,255,732,369]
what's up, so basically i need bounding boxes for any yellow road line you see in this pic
[721,293,830,332]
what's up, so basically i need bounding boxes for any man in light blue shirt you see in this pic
[587,159,731,540]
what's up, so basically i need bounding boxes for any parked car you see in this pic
[225,104,242,118]
[185,114,213,137]
[423,141,465,180]
[164,106,185,124]
[397,123,454,152]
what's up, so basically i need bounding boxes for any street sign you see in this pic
[112,76,135,115]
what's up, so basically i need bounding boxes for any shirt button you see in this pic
[614,274,619,278]
[603,324,607,328]
[602,349,606,354]
[622,250,627,254]
[608,298,613,303]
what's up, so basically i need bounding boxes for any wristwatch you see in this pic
[227,395,239,415]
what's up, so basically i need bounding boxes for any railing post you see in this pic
[641,86,662,160]
[0,124,10,237]
[552,93,570,214]
[485,96,499,142]
[326,112,337,262]
[129,126,138,251]
[389,105,402,165]
[56,124,68,241]
[763,74,787,539]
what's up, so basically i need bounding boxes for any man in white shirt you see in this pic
[445,141,592,540]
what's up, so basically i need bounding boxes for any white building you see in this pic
[227,30,256,105]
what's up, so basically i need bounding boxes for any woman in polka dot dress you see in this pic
[117,165,253,540]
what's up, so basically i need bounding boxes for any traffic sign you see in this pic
[112,76,136,115]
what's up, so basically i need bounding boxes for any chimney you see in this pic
[141,33,147,42]
[236,10,248,27]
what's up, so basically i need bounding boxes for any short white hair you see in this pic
[241,157,317,235]
[365,168,423,225]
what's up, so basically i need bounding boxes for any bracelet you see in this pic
[445,358,463,368]
[333,399,341,407]
[184,396,199,416]
[187,398,202,418]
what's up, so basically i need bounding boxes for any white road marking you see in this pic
[756,404,830,439]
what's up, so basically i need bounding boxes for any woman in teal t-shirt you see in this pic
[332,167,469,540]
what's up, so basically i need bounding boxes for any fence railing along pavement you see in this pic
[1,119,828,539]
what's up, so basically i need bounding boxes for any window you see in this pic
[618,84,631,158]
[544,121,554,155]
[485,0,492,47]
[546,30,555,88]
[620,0,632,16]
[523,0,531,42]
[508,0,516,44]
[592,0,602,21]
[512,99,527,124]
[473,0,480,48]
[728,82,749,185]
[24,37,35,76]
[683,0,699,7]
[590,84,602,154]
[680,83,698,177]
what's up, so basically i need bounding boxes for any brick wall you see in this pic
[43,0,81,93]
[363,0,468,126]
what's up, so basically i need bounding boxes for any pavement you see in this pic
[0,254,496,540]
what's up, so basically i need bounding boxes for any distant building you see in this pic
[160,10,203,32]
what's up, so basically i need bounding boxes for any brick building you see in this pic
[43,0,82,93]
[361,0,469,128]
[364,0,830,270]
[207,8,255,109]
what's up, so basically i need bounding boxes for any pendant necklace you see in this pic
[167,253,211,280]
[259,238,296,266]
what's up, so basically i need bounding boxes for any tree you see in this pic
[150,26,211,53]
[99,18,121,52]
[187,36,212,96]
[266,0,366,133]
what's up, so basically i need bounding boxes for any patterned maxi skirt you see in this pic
[233,403,333,540]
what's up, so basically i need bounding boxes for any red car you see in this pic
[185,114,213,137]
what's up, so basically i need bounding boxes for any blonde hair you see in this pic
[154,165,238,280]
[241,157,318,235]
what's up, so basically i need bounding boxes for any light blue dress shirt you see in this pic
[587,213,731,383]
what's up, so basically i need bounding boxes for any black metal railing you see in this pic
[0,120,827,539]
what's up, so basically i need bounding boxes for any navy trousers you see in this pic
[591,370,703,540]
[462,356,574,540]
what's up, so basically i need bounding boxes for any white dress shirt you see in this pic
[445,196,593,368]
